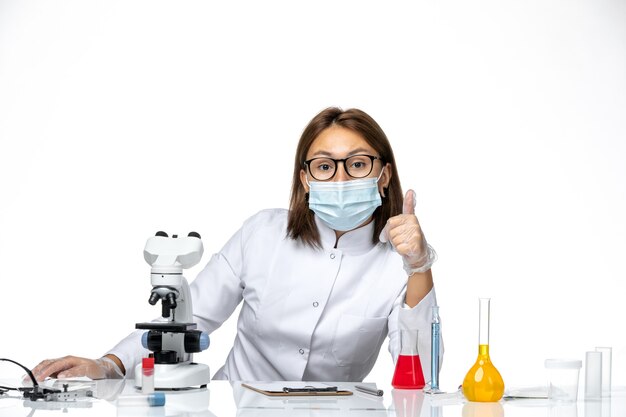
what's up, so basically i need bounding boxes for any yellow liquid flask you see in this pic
[462,298,505,402]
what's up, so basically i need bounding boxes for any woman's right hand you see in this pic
[31,355,124,382]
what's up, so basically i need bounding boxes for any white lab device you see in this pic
[135,231,211,389]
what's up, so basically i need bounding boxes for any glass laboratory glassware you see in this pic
[462,298,505,402]
[391,388,425,417]
[392,329,426,389]
[424,305,441,394]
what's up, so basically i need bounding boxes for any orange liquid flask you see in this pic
[392,329,425,389]
[462,298,505,402]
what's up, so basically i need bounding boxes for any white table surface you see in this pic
[0,378,623,416]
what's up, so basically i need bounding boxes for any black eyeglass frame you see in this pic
[303,154,383,181]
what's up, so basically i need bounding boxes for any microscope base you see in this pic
[135,362,210,390]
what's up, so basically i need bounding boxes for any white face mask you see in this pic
[307,170,384,232]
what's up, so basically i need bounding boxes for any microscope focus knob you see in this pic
[188,231,201,239]
[199,332,210,351]
[184,331,210,353]
[141,331,162,351]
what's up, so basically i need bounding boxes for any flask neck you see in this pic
[478,344,490,357]
[399,329,419,356]
[478,298,490,346]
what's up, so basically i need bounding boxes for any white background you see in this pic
[1,0,625,392]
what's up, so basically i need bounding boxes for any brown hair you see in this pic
[287,107,404,247]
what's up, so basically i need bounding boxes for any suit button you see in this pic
[313,302,319,307]
[330,253,336,259]
[299,349,305,354]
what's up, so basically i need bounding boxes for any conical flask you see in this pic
[392,328,425,389]
[462,298,505,402]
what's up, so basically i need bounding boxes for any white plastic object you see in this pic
[545,359,582,402]
[117,393,165,407]
[585,351,602,399]
[595,347,612,397]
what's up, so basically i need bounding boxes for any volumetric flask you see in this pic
[462,298,505,402]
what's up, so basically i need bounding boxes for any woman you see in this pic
[32,107,441,382]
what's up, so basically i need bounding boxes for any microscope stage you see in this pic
[135,322,197,332]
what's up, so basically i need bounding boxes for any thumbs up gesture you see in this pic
[379,189,436,275]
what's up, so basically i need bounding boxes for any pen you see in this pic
[283,386,338,393]
[354,384,384,397]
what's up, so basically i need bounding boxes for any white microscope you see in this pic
[135,231,211,389]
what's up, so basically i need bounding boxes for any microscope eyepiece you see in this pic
[155,231,168,237]
[188,231,201,239]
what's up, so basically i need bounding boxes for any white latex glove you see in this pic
[31,355,124,382]
[379,189,437,275]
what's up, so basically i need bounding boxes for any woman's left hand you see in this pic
[379,189,431,274]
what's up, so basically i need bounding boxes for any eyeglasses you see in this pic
[303,154,382,181]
